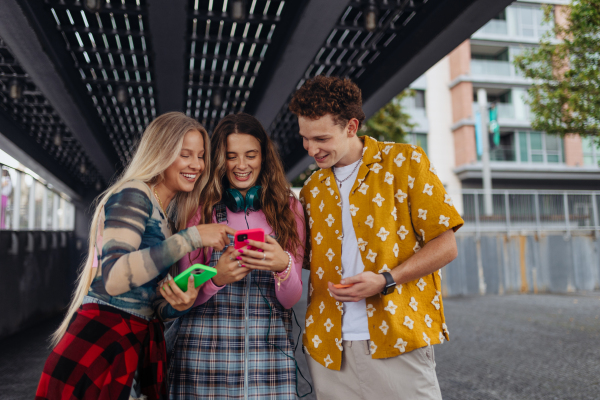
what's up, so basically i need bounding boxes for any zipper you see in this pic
[244,270,251,400]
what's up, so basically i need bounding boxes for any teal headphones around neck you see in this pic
[223,186,262,213]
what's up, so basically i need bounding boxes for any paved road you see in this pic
[2,293,599,399]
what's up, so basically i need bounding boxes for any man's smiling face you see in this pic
[299,114,356,169]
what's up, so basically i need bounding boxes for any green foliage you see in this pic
[359,89,417,143]
[514,0,600,138]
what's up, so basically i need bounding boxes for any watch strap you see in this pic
[381,271,396,295]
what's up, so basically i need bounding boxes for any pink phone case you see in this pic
[234,228,265,250]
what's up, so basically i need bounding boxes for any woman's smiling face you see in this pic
[225,133,262,197]
[162,129,205,194]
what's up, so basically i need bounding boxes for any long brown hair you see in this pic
[51,112,210,347]
[200,113,303,257]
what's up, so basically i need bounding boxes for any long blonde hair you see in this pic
[51,112,210,347]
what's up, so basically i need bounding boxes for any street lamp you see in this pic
[53,132,62,147]
[364,1,379,32]
[116,86,128,104]
[9,79,22,100]
[231,0,246,21]
[83,0,105,13]
[212,90,223,108]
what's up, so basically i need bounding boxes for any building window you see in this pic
[517,131,563,163]
[414,90,425,109]
[1,166,16,230]
[490,132,516,162]
[512,3,553,39]
[582,137,600,167]
[407,132,428,154]
[0,163,75,231]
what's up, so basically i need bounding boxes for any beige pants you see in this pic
[306,341,442,400]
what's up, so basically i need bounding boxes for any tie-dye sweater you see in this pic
[86,179,203,320]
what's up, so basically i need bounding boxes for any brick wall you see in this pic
[449,40,476,167]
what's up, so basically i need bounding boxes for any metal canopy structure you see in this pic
[0,0,512,196]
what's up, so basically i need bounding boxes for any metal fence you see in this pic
[462,189,600,234]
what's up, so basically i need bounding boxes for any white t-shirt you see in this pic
[333,159,370,341]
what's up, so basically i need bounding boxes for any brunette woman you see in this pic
[168,113,305,399]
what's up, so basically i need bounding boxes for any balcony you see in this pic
[471,4,554,43]
[490,146,516,162]
[472,102,531,125]
[470,59,520,78]
[474,19,508,36]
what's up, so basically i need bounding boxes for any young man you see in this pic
[291,76,463,400]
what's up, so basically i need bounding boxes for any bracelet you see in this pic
[273,251,292,290]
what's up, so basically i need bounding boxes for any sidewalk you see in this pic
[2,293,599,399]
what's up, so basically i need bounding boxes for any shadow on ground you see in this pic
[2,293,599,399]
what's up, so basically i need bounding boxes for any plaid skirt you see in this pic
[36,303,166,400]
[167,269,296,399]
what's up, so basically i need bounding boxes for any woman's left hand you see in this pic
[236,235,290,273]
[158,274,201,312]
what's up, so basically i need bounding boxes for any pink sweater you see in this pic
[177,199,305,309]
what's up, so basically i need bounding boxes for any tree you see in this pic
[359,89,416,143]
[514,0,600,138]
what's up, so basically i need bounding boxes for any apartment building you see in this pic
[403,0,600,215]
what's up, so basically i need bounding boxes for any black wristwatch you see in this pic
[381,272,396,295]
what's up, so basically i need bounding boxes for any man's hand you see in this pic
[328,271,386,302]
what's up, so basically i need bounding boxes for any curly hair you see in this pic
[289,75,366,128]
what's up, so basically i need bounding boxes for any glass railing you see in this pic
[472,102,531,122]
[490,146,516,162]
[470,59,513,77]
[475,19,508,36]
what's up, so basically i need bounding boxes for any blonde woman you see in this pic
[35,112,235,400]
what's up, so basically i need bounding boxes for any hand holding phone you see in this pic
[174,264,217,291]
[234,228,265,251]
[333,283,354,289]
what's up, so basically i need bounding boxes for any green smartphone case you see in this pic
[173,264,217,291]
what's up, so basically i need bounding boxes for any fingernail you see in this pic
[238,249,244,253]
[243,240,249,244]
[258,249,263,252]
[236,256,242,260]
[242,264,246,268]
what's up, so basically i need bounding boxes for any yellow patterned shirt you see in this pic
[299,135,463,370]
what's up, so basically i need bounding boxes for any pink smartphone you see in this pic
[234,228,265,251]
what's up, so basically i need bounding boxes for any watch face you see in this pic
[383,284,395,295]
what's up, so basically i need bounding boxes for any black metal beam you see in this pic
[1,0,120,182]
[147,0,187,114]
[286,0,516,177]
[250,0,351,129]
[360,0,515,117]
[0,109,81,194]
